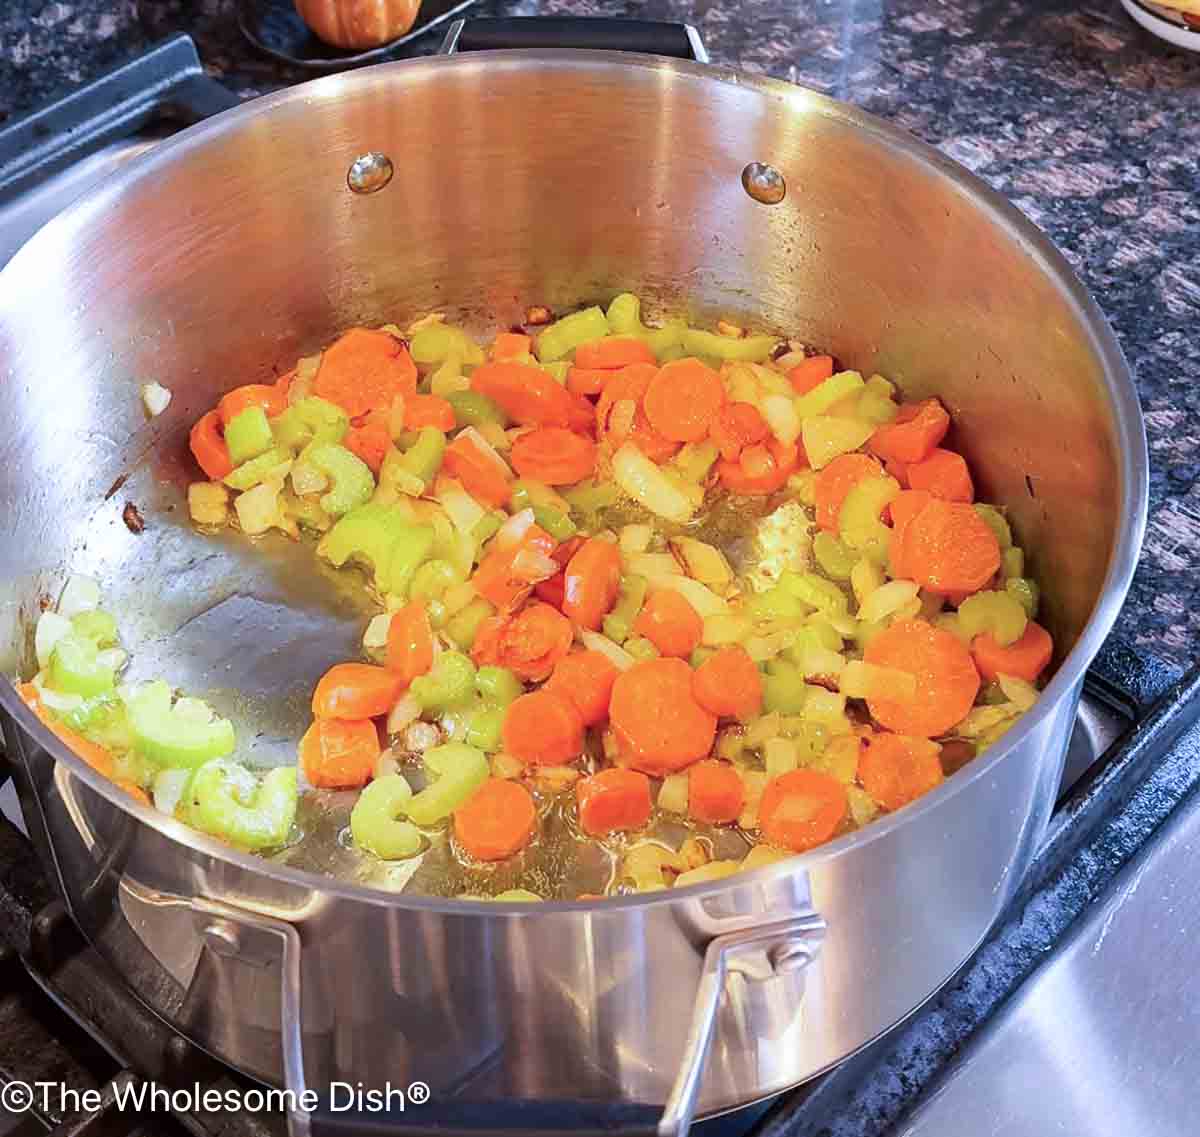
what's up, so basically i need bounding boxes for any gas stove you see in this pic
[0,34,1198,1137]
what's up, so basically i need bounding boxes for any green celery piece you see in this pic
[538,361,571,384]
[398,428,446,485]
[187,759,297,850]
[605,293,685,359]
[296,442,374,517]
[223,447,291,491]
[446,390,508,429]
[763,663,808,714]
[812,532,857,581]
[793,370,866,420]
[319,504,435,596]
[49,634,115,698]
[470,513,503,547]
[1005,576,1039,618]
[744,584,808,625]
[70,609,118,646]
[779,571,849,617]
[535,307,610,363]
[680,329,779,362]
[350,774,421,859]
[602,575,648,644]
[689,645,718,669]
[125,681,235,768]
[405,743,488,826]
[624,637,660,661]
[410,652,476,714]
[533,504,576,541]
[974,504,1013,549]
[463,703,506,752]
[272,397,348,451]
[62,691,133,751]
[475,666,522,707]
[444,597,494,651]
[410,325,484,366]
[224,407,273,465]
[562,479,620,516]
[409,559,461,603]
[671,441,719,484]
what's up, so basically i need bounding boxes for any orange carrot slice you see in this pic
[218,383,288,425]
[899,499,1000,594]
[562,538,622,631]
[633,589,703,659]
[575,337,656,370]
[454,778,537,860]
[688,760,745,824]
[471,361,582,429]
[643,358,726,443]
[857,732,944,811]
[313,328,418,418]
[906,448,974,503]
[692,646,763,719]
[709,401,770,461]
[609,658,717,775]
[300,718,379,789]
[510,428,597,485]
[758,768,847,852]
[576,768,652,836]
[470,601,573,682]
[545,650,619,726]
[788,355,835,395]
[443,433,512,507]
[972,620,1053,682]
[717,438,801,495]
[502,688,584,765]
[189,410,233,480]
[344,421,392,474]
[814,453,884,531]
[405,394,456,432]
[386,601,434,684]
[868,398,950,465]
[312,663,404,720]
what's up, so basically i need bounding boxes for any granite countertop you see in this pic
[0,0,1197,666]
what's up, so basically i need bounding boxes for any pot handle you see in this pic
[438,17,709,63]
[192,897,823,1137]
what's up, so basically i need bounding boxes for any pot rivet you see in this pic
[347,152,394,195]
[769,940,812,974]
[203,920,241,957]
[741,162,786,205]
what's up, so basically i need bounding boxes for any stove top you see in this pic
[1,33,1198,1137]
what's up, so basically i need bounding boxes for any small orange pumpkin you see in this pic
[293,0,422,49]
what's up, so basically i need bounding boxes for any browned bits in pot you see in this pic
[524,305,553,327]
[122,501,145,534]
[939,739,976,776]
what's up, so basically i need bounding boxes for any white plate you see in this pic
[1121,0,1200,50]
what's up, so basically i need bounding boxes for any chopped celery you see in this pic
[744,584,808,625]
[281,487,332,532]
[1005,576,1040,618]
[296,442,373,517]
[813,532,857,580]
[689,645,718,669]
[563,479,621,516]
[410,325,484,366]
[535,306,610,363]
[957,591,1028,647]
[235,481,291,537]
[476,666,522,707]
[624,637,660,661]
[779,571,850,617]
[838,475,900,559]
[974,504,1012,549]
[670,537,732,589]
[445,597,494,650]
[539,361,571,384]
[602,574,647,644]
[429,351,469,397]
[125,681,235,768]
[1002,546,1025,579]
[409,559,461,603]
[223,446,291,491]
[800,416,875,471]
[462,703,506,752]
[187,760,297,850]
[856,388,899,425]
[318,504,435,596]
[794,371,867,420]
[406,742,489,826]
[35,611,73,668]
[762,663,808,714]
[680,328,778,362]
[272,397,348,451]
[350,774,421,859]
[224,406,273,465]
[532,504,577,541]
[471,514,504,547]
[671,441,720,484]
[70,609,118,647]
[605,293,685,358]
[48,634,115,698]
[62,691,133,751]
[447,390,508,429]
[410,652,476,714]
[398,428,446,486]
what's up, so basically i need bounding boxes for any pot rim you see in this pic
[0,49,1149,916]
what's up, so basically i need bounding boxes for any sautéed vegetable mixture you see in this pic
[20,295,1054,898]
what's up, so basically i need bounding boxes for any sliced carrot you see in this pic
[313,328,418,418]
[609,658,717,775]
[344,421,391,474]
[857,732,944,811]
[718,437,801,495]
[864,619,981,738]
[443,433,512,508]
[692,646,763,719]
[595,362,659,435]
[709,401,769,461]
[972,621,1053,683]
[788,355,835,395]
[630,414,682,463]
[567,366,612,396]
[906,448,974,503]
[885,458,910,488]
[510,427,597,486]
[868,398,950,465]
[218,383,289,425]
[575,337,656,370]
[405,393,456,432]
[643,358,726,443]
[633,589,703,659]
[814,453,884,531]
[471,361,582,429]
[300,718,379,789]
[532,535,585,610]
[470,601,573,682]
[472,523,557,612]
[688,760,745,824]
[491,332,533,361]
[887,489,934,578]
[189,411,233,480]
[899,499,1000,594]
[454,778,536,860]
[758,769,847,852]
[576,768,652,836]
[562,538,622,631]
[312,662,404,720]
[386,601,434,683]
[545,650,619,726]
[115,778,152,806]
[502,688,585,765]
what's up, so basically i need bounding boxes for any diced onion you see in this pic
[578,629,636,671]
[658,774,688,814]
[619,524,654,557]
[764,737,799,777]
[612,443,696,525]
[32,675,83,713]
[95,648,128,673]
[858,579,919,624]
[140,382,172,417]
[494,507,536,553]
[291,462,328,496]
[387,693,422,735]
[648,575,728,617]
[363,613,393,650]
[35,611,73,668]
[626,552,682,579]
[153,769,193,817]
[436,477,487,536]
[289,354,322,404]
[997,673,1038,711]
[701,613,752,646]
[511,547,560,583]
[761,395,801,445]
[57,575,100,618]
[457,427,512,481]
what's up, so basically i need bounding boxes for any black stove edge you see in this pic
[753,660,1200,1137]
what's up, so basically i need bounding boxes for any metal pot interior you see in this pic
[0,52,1144,884]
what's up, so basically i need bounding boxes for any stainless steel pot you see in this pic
[0,21,1147,1137]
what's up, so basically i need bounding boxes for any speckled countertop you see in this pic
[0,0,1197,665]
